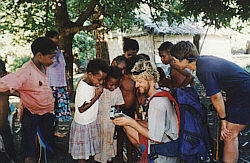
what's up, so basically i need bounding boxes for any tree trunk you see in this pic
[193,34,201,53]
[94,29,110,64]
[61,33,75,101]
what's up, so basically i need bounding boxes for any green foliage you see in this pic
[73,31,96,72]
[180,0,250,28]
[0,1,55,44]
[9,56,30,72]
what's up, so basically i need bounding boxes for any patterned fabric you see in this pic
[138,133,148,163]
[94,88,124,163]
[69,119,101,160]
[47,50,67,87]
[51,86,71,122]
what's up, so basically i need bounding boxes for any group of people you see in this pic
[0,33,249,163]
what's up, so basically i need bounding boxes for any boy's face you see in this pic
[159,50,172,65]
[89,70,107,87]
[125,49,137,58]
[50,35,59,46]
[134,77,150,94]
[38,50,57,67]
[106,77,119,91]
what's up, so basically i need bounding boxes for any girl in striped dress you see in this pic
[69,59,109,162]
[94,66,124,163]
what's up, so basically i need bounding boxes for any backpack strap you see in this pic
[146,91,180,136]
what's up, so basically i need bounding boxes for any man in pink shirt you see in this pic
[0,37,57,163]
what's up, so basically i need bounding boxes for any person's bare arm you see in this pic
[136,119,148,128]
[210,92,232,139]
[78,86,103,113]
[113,115,160,143]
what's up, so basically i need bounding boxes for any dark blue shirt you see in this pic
[196,55,250,96]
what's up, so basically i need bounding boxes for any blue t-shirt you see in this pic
[196,55,250,96]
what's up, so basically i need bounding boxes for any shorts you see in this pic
[21,108,55,158]
[226,80,250,125]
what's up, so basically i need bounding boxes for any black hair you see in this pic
[138,53,150,60]
[86,58,109,75]
[123,38,139,52]
[125,55,146,74]
[107,66,123,81]
[45,30,58,38]
[0,59,7,77]
[157,67,166,81]
[170,41,199,60]
[31,37,57,56]
[158,41,174,52]
[112,55,127,66]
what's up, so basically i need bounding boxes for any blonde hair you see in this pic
[131,59,159,82]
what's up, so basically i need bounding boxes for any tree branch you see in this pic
[75,0,99,26]
[64,23,101,35]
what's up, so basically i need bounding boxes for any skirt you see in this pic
[51,86,71,122]
[69,119,101,160]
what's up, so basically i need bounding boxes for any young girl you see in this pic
[94,66,124,163]
[69,59,109,162]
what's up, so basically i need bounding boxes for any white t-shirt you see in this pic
[74,80,99,125]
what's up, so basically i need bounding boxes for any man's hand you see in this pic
[112,115,134,126]
[220,120,232,140]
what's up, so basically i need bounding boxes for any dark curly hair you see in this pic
[123,38,139,53]
[158,41,173,52]
[107,66,123,81]
[86,59,109,75]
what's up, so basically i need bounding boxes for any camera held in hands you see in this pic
[110,106,124,120]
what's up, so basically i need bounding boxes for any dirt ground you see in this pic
[3,81,250,163]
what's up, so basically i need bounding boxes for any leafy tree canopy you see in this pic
[1,0,249,43]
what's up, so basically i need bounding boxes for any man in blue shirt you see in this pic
[170,41,249,163]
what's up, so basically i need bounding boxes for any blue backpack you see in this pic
[172,86,210,162]
[147,87,210,162]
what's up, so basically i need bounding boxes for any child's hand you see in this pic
[95,86,103,98]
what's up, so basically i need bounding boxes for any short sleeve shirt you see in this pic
[74,80,99,125]
[148,90,179,143]
[196,56,250,96]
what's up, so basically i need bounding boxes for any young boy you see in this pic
[0,37,57,163]
[94,66,124,163]
[123,38,139,58]
[69,59,109,162]
[158,41,194,88]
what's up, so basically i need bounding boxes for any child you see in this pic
[123,38,139,58]
[69,59,109,162]
[45,30,71,137]
[94,66,124,163]
[0,59,9,131]
[158,41,194,88]
[0,37,57,163]
[0,59,16,162]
